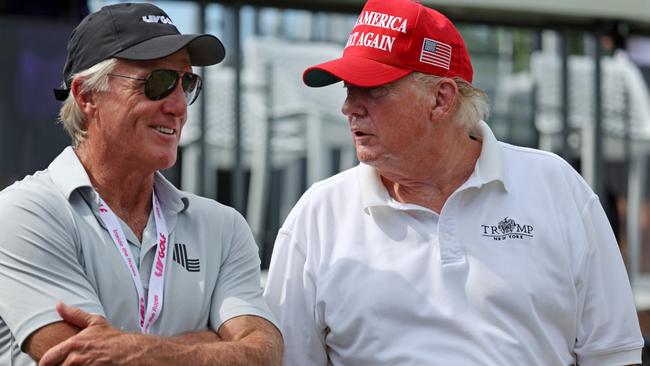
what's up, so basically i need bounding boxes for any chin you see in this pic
[356,150,377,164]
[160,157,177,170]
[151,151,178,171]
[357,152,395,171]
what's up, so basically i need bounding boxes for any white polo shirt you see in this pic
[0,147,276,366]
[264,121,643,366]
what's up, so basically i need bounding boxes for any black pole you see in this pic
[197,0,207,196]
[232,3,245,213]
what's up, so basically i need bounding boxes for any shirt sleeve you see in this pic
[264,228,328,366]
[0,187,104,348]
[209,208,277,332]
[573,196,644,366]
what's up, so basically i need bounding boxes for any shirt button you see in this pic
[442,232,451,241]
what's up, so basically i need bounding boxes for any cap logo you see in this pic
[345,11,408,53]
[419,38,452,70]
[141,15,175,26]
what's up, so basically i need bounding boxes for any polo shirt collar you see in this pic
[470,120,509,191]
[358,163,391,213]
[358,120,508,212]
[48,146,188,214]
[358,164,439,213]
[153,172,188,214]
[49,146,93,200]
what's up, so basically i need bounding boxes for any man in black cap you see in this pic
[0,3,282,365]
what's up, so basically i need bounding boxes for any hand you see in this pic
[39,302,149,366]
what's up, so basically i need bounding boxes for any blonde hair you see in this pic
[58,58,117,146]
[410,72,490,132]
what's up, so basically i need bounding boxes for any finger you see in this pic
[56,302,97,329]
[61,352,91,366]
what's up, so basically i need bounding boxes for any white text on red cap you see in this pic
[345,11,408,53]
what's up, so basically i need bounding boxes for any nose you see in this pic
[161,79,187,119]
[341,86,367,119]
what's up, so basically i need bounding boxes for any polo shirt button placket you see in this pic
[439,196,464,264]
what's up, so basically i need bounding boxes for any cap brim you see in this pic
[303,55,412,88]
[115,34,225,66]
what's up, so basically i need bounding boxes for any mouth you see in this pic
[154,126,176,135]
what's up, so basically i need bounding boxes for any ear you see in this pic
[429,78,458,121]
[70,77,98,118]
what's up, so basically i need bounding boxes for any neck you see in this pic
[76,143,155,241]
[379,129,482,213]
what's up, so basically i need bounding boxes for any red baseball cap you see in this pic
[303,0,473,87]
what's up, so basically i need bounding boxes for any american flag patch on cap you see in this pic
[420,38,452,70]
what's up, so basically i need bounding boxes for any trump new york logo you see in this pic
[481,217,534,241]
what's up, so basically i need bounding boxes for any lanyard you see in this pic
[97,191,169,334]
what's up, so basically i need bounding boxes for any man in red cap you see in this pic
[0,3,281,365]
[263,0,643,365]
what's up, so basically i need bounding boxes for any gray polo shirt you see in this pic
[0,147,276,365]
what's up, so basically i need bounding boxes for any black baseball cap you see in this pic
[54,2,226,101]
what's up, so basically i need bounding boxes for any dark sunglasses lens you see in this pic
[182,73,201,105]
[145,70,178,101]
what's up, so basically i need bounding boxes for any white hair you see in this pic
[410,72,490,133]
[58,58,118,146]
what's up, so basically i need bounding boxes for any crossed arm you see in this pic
[25,302,282,366]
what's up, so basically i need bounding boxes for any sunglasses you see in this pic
[108,69,202,105]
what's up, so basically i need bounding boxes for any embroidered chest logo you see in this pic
[172,243,200,272]
[481,217,534,241]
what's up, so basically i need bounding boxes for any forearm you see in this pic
[140,330,281,366]
[24,321,81,361]
[167,330,221,345]
[38,305,283,366]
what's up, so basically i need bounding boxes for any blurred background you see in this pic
[2,0,650,349]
